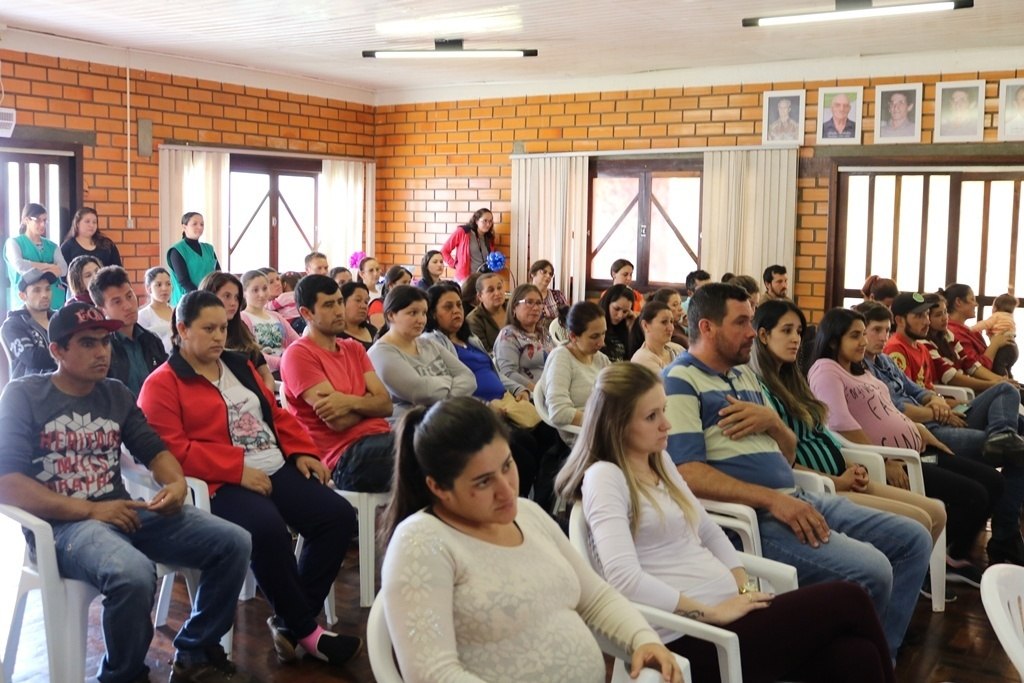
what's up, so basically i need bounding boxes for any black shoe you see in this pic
[300,631,364,666]
[946,561,983,588]
[169,646,254,682]
[266,616,299,663]
[982,431,1024,467]
[920,574,957,603]
[988,535,1024,566]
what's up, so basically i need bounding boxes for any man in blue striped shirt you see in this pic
[664,283,931,658]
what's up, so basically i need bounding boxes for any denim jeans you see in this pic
[53,504,252,683]
[756,490,931,657]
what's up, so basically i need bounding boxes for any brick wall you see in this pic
[3,45,1021,319]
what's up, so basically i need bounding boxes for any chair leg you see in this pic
[62,580,100,683]
[2,586,31,682]
[358,496,378,608]
[154,573,175,627]
[930,527,947,613]
[239,570,257,601]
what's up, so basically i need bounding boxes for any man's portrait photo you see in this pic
[998,79,1024,142]
[816,86,863,145]
[874,84,922,144]
[762,90,805,145]
[934,80,985,143]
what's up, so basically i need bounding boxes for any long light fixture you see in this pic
[743,0,973,27]
[363,38,537,59]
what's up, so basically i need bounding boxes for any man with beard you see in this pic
[279,274,394,492]
[663,283,930,659]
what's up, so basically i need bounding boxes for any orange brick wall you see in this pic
[0,48,373,288]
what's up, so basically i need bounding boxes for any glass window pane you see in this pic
[923,175,951,292]
[870,175,896,279]
[229,172,270,272]
[956,181,985,287]
[46,164,61,242]
[895,176,924,290]
[984,181,1015,295]
[844,175,870,289]
[6,162,19,237]
[27,163,40,205]
[591,176,639,280]
[648,176,700,284]
[278,175,317,273]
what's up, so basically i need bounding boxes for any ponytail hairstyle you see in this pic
[380,265,413,299]
[861,275,899,303]
[180,211,203,239]
[19,203,47,235]
[357,256,379,284]
[171,290,224,349]
[939,283,973,315]
[420,250,442,288]
[555,363,698,534]
[627,300,671,356]
[379,397,510,547]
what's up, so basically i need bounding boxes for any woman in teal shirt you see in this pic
[167,211,220,305]
[4,203,67,310]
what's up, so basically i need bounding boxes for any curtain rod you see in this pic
[159,143,371,164]
[509,143,788,160]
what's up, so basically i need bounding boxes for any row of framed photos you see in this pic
[762,79,1024,146]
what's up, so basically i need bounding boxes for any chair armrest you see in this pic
[185,477,212,511]
[840,448,887,483]
[0,503,60,583]
[701,499,762,556]
[833,437,925,494]
[739,552,798,593]
[934,384,974,401]
[792,469,827,494]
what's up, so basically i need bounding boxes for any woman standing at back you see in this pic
[441,208,495,283]
[167,211,220,305]
[4,203,67,310]
[60,207,123,268]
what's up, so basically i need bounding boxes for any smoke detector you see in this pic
[0,108,14,138]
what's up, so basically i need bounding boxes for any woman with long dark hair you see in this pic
[199,271,275,390]
[60,206,122,268]
[441,207,495,283]
[379,396,681,683]
[417,249,445,290]
[598,284,636,362]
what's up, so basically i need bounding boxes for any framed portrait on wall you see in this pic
[873,83,923,144]
[816,86,863,145]
[998,78,1024,142]
[934,80,985,143]
[762,90,805,146]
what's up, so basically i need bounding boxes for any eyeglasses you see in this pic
[518,299,543,307]
[28,217,48,223]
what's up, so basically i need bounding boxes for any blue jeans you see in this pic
[756,490,930,657]
[53,504,252,683]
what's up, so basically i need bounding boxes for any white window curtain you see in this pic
[158,148,230,271]
[320,159,375,270]
[510,155,590,302]
[701,148,798,282]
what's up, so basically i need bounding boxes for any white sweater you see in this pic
[535,344,610,446]
[381,499,660,683]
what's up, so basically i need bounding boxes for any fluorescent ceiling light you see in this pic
[363,39,537,59]
[375,7,522,37]
[743,0,972,27]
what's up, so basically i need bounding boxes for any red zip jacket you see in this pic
[137,349,320,494]
[441,225,492,282]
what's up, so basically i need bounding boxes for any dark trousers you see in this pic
[922,454,1002,558]
[667,581,894,683]
[211,462,357,638]
[333,432,395,493]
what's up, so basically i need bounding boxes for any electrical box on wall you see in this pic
[0,108,15,138]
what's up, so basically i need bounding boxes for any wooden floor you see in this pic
[5,538,1023,683]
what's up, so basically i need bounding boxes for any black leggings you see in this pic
[922,454,1002,558]
[667,581,894,683]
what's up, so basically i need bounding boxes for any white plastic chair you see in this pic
[934,384,975,402]
[834,438,946,613]
[367,590,693,683]
[0,502,182,683]
[981,564,1024,680]
[568,504,796,683]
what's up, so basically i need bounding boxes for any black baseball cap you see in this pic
[48,302,123,344]
[18,268,58,292]
[890,292,931,317]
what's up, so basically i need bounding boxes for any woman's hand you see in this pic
[629,642,683,683]
[703,591,774,626]
[240,466,272,496]
[835,465,869,493]
[295,454,330,484]
[514,388,530,402]
[916,422,954,455]
[884,459,910,490]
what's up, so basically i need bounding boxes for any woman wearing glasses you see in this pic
[4,203,67,310]
[494,283,556,399]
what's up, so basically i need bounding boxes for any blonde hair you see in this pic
[555,363,698,535]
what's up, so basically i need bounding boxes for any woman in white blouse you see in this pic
[555,363,895,683]
[629,301,684,373]
[379,396,682,683]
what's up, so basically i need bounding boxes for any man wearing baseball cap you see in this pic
[0,268,59,379]
[0,302,255,683]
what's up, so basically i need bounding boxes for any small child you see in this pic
[268,271,301,322]
[972,293,1018,376]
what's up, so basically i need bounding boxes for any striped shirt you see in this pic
[664,352,796,490]
[761,382,846,477]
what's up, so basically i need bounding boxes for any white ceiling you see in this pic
[2,1,1022,105]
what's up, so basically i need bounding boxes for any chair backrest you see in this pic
[981,564,1024,679]
[568,503,593,566]
[367,594,404,683]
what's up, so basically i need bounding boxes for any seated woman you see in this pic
[380,396,682,683]
[199,271,275,391]
[138,291,361,667]
[629,301,684,372]
[598,284,636,362]
[528,258,568,326]
[807,307,995,586]
[416,249,445,290]
[535,301,611,448]
[379,265,413,301]
[240,269,300,373]
[367,285,476,421]
[465,271,507,353]
[337,280,379,351]
[942,283,1018,377]
[861,275,899,309]
[494,283,555,397]
[650,287,689,348]
[928,292,1014,395]
[554,363,895,683]
[137,266,174,353]
[65,254,102,306]
[749,300,947,546]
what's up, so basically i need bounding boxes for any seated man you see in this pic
[280,275,394,492]
[89,265,168,396]
[0,302,253,683]
[664,283,931,658]
[1,267,57,379]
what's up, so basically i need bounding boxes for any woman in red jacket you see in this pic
[441,207,495,283]
[138,290,361,668]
